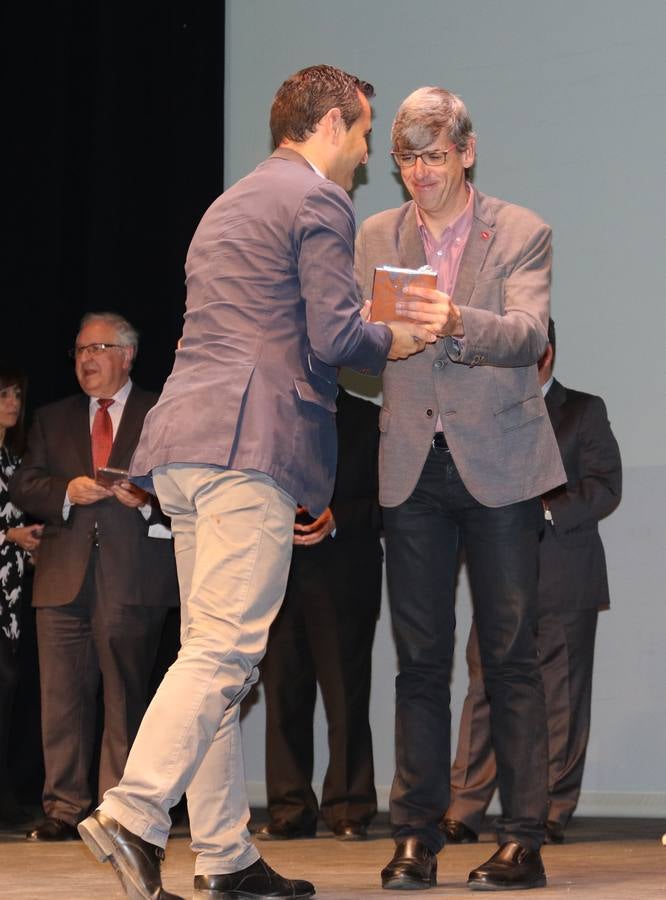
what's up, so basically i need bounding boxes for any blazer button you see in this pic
[426,408,434,417]
[434,360,444,370]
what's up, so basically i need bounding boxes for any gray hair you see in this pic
[391,87,475,152]
[79,311,139,364]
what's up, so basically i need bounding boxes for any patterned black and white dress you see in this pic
[0,445,28,651]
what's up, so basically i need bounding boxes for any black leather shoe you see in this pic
[381,837,437,890]
[26,817,80,842]
[333,819,367,841]
[78,810,183,899]
[439,817,479,843]
[468,841,546,890]
[193,858,315,898]
[254,820,316,841]
[545,820,565,844]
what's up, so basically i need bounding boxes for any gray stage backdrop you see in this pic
[224,0,665,817]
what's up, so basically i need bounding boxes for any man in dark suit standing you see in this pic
[76,66,437,900]
[443,319,622,845]
[10,312,178,842]
[256,386,382,843]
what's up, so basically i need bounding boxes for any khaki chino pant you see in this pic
[100,465,296,874]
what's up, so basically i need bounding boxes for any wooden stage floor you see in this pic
[1,814,664,899]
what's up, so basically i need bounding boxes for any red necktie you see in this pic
[91,398,115,473]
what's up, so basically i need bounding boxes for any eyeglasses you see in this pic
[390,144,457,168]
[69,343,124,359]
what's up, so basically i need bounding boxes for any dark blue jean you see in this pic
[383,446,547,852]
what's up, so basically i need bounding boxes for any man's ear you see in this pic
[321,106,343,141]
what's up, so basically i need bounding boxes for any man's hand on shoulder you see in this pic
[67,476,113,506]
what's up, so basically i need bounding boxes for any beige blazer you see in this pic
[355,189,565,508]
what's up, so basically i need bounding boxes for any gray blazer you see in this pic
[355,189,565,508]
[131,149,392,515]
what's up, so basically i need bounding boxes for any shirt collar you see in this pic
[299,153,326,179]
[541,375,554,397]
[89,378,132,409]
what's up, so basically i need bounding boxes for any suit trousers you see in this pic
[36,554,166,824]
[448,608,598,831]
[261,538,381,830]
[100,466,296,875]
[382,446,548,853]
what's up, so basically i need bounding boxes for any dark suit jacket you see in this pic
[130,148,392,515]
[9,385,178,609]
[540,379,622,611]
[288,385,383,591]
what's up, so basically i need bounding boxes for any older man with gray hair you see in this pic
[355,86,566,891]
[10,311,178,844]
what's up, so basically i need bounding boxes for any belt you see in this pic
[432,432,449,451]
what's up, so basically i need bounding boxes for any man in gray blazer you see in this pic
[444,320,622,845]
[10,312,178,842]
[355,87,566,891]
[77,66,436,900]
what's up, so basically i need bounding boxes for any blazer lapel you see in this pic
[545,378,567,432]
[69,394,94,476]
[108,386,144,469]
[397,205,428,269]
[452,191,496,307]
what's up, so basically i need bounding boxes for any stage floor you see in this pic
[1,815,664,899]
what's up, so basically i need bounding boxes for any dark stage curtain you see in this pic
[4,1,226,410]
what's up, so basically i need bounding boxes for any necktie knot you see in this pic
[97,398,114,411]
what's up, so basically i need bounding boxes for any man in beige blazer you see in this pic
[355,87,565,892]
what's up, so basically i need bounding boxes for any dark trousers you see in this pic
[448,608,598,830]
[383,446,547,853]
[261,538,382,830]
[36,553,166,824]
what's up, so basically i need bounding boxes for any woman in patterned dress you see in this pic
[0,365,42,823]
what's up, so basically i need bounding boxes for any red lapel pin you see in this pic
[480,230,490,240]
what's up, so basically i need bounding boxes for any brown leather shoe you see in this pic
[78,810,183,899]
[26,817,80,842]
[254,819,316,840]
[193,859,315,898]
[333,819,367,841]
[545,820,565,844]
[468,841,546,890]
[381,837,437,890]
[439,817,479,843]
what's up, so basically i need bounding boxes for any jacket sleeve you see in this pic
[9,412,70,524]
[296,182,392,374]
[544,396,622,532]
[445,220,552,368]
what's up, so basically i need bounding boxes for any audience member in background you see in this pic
[0,365,42,826]
[444,318,622,845]
[10,313,178,842]
[354,86,566,891]
[256,386,382,843]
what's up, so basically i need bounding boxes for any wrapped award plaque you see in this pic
[369,265,437,323]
